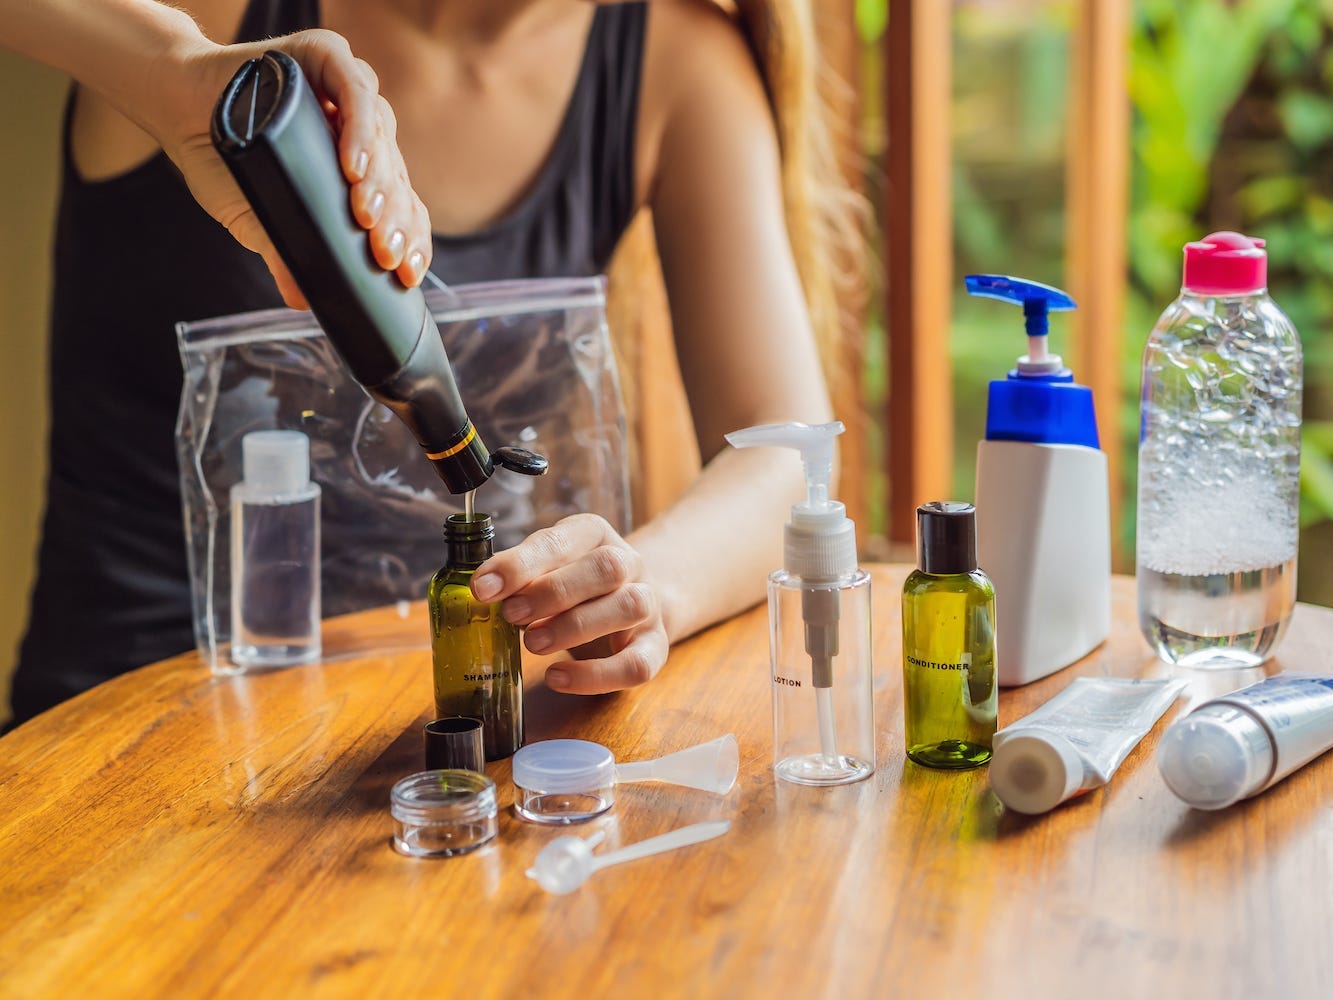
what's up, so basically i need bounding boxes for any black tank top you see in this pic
[8,0,647,726]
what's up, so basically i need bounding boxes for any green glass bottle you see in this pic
[428,512,523,760]
[901,501,998,769]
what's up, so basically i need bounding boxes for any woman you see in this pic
[1,0,846,725]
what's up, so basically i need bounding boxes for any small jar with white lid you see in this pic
[511,739,617,824]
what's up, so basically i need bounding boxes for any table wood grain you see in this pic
[2,568,1331,999]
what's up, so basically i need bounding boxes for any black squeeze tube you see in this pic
[210,50,546,493]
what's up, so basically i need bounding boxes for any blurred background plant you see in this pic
[853,0,1332,604]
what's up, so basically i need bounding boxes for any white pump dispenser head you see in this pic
[724,421,857,581]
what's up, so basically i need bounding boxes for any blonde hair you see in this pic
[729,0,864,375]
[606,0,864,518]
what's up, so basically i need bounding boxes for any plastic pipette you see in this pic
[526,820,731,895]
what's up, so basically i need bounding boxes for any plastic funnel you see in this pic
[613,734,739,794]
[525,820,731,895]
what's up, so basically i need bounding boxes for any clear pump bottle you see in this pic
[726,421,874,786]
[902,502,997,768]
[230,430,321,668]
[429,513,524,760]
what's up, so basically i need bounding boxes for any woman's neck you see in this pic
[379,0,576,44]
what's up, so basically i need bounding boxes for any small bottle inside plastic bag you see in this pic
[230,430,321,668]
[176,278,630,671]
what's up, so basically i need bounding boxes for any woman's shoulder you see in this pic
[643,0,767,100]
[636,0,778,200]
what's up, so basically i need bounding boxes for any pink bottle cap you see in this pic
[1182,231,1267,295]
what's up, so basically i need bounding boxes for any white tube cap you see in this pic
[1156,705,1274,810]
[241,430,311,498]
[990,730,1084,814]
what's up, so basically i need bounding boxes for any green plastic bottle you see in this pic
[428,512,523,760]
[901,501,998,769]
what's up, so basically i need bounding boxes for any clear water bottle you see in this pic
[1137,232,1302,668]
[230,430,322,668]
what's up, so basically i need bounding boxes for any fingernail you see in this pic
[472,573,501,601]
[387,229,405,258]
[407,250,425,280]
[367,190,385,221]
[546,668,569,690]
[353,150,369,180]
[503,597,530,623]
[526,629,552,654]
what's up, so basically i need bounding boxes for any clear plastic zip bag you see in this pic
[176,277,630,671]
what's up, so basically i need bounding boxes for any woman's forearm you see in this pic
[0,1,212,135]
[629,446,807,644]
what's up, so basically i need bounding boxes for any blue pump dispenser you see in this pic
[965,275,1099,450]
[969,273,1111,687]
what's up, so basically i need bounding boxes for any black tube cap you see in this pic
[916,501,978,575]
[492,446,549,477]
[424,717,486,772]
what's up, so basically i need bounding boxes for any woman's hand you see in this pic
[152,30,433,308]
[2,1,431,306]
[471,514,671,695]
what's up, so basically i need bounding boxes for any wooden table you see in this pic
[2,567,1331,999]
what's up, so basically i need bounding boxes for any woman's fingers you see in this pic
[473,514,621,603]
[523,583,658,654]
[159,27,430,306]
[264,30,432,287]
[472,513,668,695]
[337,60,381,183]
[346,95,430,281]
[281,31,377,181]
[500,544,642,626]
[545,628,669,695]
[401,192,433,285]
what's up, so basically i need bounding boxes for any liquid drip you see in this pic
[464,488,476,521]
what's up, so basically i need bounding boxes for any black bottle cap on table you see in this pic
[916,501,978,575]
[424,717,486,772]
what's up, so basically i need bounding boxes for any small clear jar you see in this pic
[390,770,497,857]
[511,740,616,824]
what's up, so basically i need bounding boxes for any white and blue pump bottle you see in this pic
[968,275,1111,685]
[726,421,875,785]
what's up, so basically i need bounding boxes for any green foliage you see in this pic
[1278,89,1333,150]
[851,0,1333,593]
[1128,0,1301,299]
[1129,0,1333,343]
[1127,0,1333,593]
[1302,422,1333,526]
[855,0,888,46]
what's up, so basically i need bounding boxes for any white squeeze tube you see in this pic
[989,677,1187,814]
[1157,673,1333,810]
